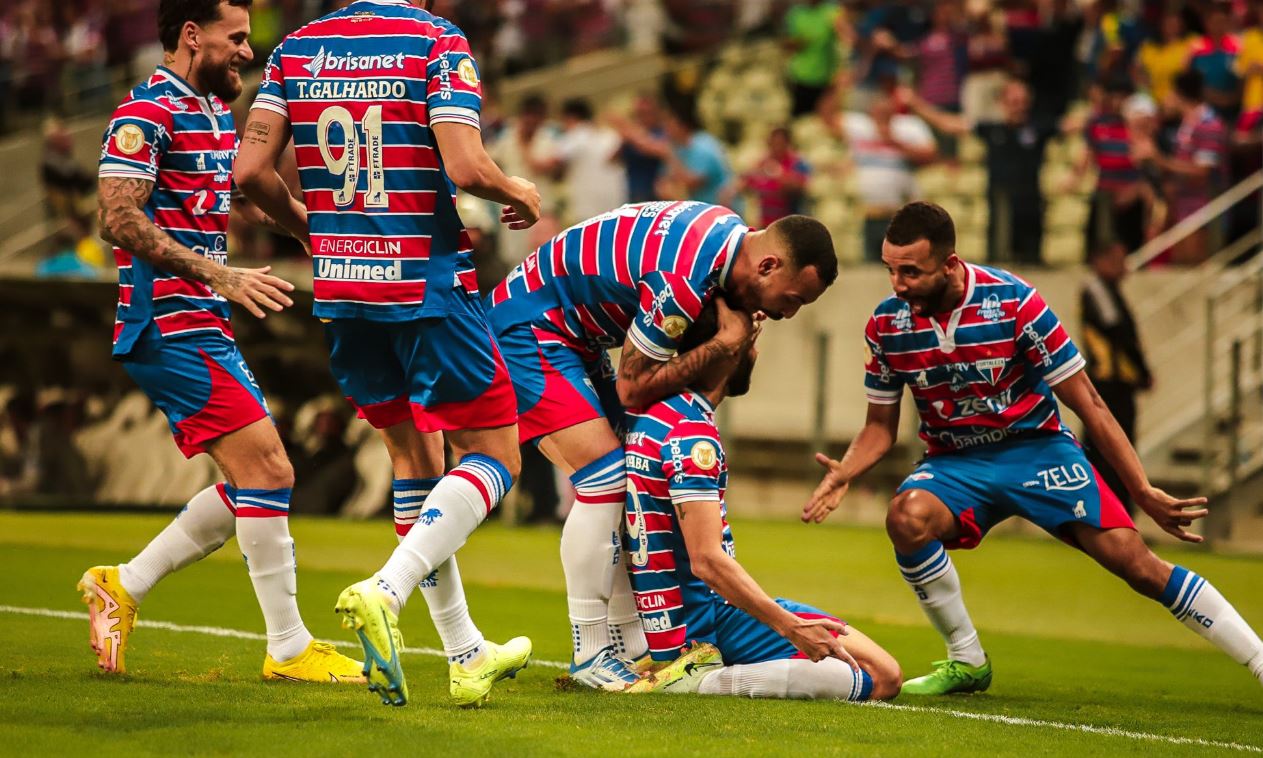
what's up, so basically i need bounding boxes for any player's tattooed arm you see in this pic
[235,109,311,247]
[98,176,296,319]
[618,338,737,409]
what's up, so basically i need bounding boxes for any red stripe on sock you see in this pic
[449,468,494,514]
[215,482,236,515]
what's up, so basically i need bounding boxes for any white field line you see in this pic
[4,604,1260,753]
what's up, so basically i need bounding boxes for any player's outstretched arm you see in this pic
[617,297,759,409]
[1053,369,1209,542]
[804,401,901,524]
[98,176,296,319]
[677,499,857,668]
[235,108,311,248]
[431,121,541,229]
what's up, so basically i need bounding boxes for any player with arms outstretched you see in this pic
[80,0,362,683]
[485,203,837,689]
[808,201,1263,694]
[235,0,541,707]
[622,302,902,699]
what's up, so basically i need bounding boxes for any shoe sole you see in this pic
[454,649,532,709]
[334,587,407,706]
[77,570,123,674]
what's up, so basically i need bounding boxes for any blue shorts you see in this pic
[322,289,517,433]
[493,323,623,443]
[713,599,844,665]
[896,433,1135,549]
[121,326,269,458]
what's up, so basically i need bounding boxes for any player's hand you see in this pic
[803,453,850,523]
[213,265,295,319]
[502,176,541,230]
[714,296,758,353]
[1135,486,1209,543]
[782,617,858,669]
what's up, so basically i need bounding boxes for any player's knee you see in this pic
[886,492,934,544]
[862,652,903,700]
[256,445,295,490]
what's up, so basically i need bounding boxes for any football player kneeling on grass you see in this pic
[621,299,901,699]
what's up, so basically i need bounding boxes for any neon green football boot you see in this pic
[335,577,408,706]
[449,636,532,708]
[901,656,992,695]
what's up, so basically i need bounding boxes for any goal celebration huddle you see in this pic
[77,0,1263,710]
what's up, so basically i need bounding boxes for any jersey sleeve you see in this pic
[627,271,707,362]
[660,423,725,506]
[1014,286,1086,387]
[862,315,904,404]
[426,31,482,129]
[98,98,173,181]
[251,42,289,118]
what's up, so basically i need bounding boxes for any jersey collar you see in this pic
[928,261,975,354]
[685,389,716,415]
[154,66,199,98]
[717,226,748,289]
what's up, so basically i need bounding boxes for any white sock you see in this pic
[560,449,626,664]
[607,548,647,660]
[1161,566,1263,685]
[234,487,312,662]
[698,657,872,700]
[393,474,485,665]
[118,483,235,603]
[896,542,986,667]
[378,455,511,611]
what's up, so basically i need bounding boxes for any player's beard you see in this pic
[200,57,243,102]
[905,273,952,317]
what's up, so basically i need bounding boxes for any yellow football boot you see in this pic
[449,636,532,708]
[625,642,723,694]
[335,577,409,705]
[263,640,366,683]
[77,566,138,674]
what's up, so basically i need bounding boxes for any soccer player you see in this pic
[485,202,838,688]
[807,201,1263,694]
[79,0,362,682]
[622,302,902,700]
[234,0,541,707]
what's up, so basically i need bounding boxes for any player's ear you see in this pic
[757,255,780,276]
[183,21,200,53]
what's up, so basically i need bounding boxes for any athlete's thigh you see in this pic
[535,417,622,476]
[895,450,1006,549]
[998,434,1136,547]
[713,599,842,666]
[378,423,446,479]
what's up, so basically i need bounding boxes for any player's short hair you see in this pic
[765,215,838,286]
[885,201,956,262]
[159,0,253,52]
[561,98,594,121]
[1173,68,1204,103]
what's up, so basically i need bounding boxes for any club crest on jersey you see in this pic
[663,315,688,340]
[114,124,146,155]
[690,441,718,471]
[980,294,1004,322]
[893,306,913,333]
[977,357,1005,385]
[457,58,479,87]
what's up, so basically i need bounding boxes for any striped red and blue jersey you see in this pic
[1084,113,1140,192]
[99,66,237,356]
[486,201,747,361]
[251,0,481,321]
[624,391,734,661]
[864,264,1086,456]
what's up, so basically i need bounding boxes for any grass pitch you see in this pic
[0,511,1260,756]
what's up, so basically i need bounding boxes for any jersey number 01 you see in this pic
[316,104,388,208]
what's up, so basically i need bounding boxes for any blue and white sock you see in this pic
[235,487,312,662]
[1161,566,1263,684]
[561,448,627,665]
[393,477,485,665]
[378,455,513,610]
[607,547,648,660]
[896,541,986,667]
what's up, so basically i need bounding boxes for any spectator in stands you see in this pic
[1068,75,1149,254]
[657,104,737,208]
[553,97,627,225]
[960,5,1009,124]
[1132,69,1227,265]
[0,8,16,133]
[290,398,357,516]
[1135,10,1194,107]
[1028,0,1087,124]
[611,93,668,203]
[829,94,937,262]
[722,126,811,226]
[782,0,846,117]
[488,94,561,264]
[1231,2,1263,245]
[914,0,967,166]
[0,389,92,500]
[41,117,95,223]
[1237,2,1263,121]
[623,0,669,55]
[1188,1,1242,121]
[12,3,64,114]
[1080,240,1151,517]
[61,0,109,110]
[906,77,1062,265]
